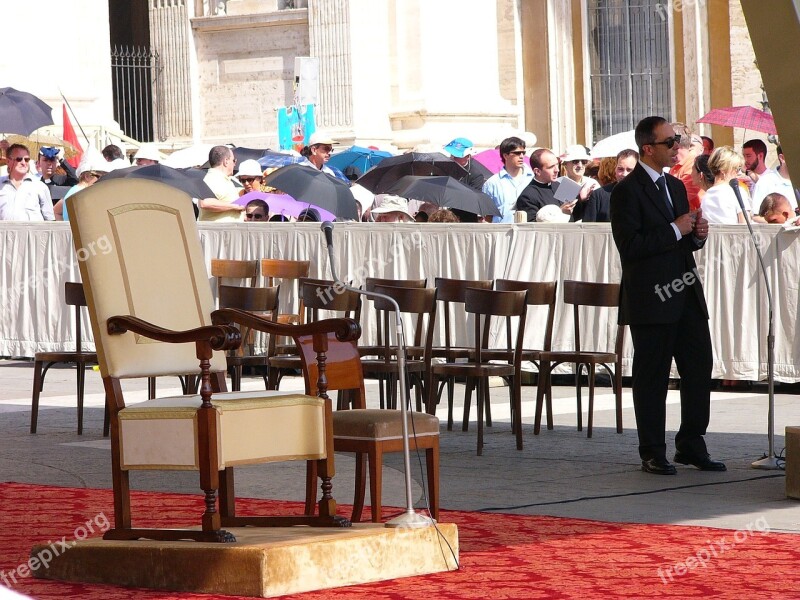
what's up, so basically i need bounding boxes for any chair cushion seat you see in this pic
[118,391,325,471]
[333,409,439,441]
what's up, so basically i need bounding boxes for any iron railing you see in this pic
[111,45,159,143]
[587,0,672,143]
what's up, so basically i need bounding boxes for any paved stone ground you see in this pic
[2,359,798,533]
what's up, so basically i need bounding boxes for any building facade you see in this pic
[1,1,773,158]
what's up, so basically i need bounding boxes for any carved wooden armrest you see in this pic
[211,309,360,343]
[107,315,242,351]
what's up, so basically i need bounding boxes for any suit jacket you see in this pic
[610,163,708,326]
[571,182,614,223]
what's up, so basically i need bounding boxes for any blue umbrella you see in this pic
[257,151,305,169]
[328,145,393,174]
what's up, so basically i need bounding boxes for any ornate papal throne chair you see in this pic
[67,179,355,543]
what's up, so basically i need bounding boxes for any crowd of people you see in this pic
[0,123,796,228]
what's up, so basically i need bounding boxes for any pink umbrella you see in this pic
[696,106,777,135]
[233,191,336,221]
[472,148,531,174]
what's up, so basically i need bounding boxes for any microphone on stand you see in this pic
[320,221,434,527]
[729,180,780,469]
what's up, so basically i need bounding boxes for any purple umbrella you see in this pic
[233,190,335,221]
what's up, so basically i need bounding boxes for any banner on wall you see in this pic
[277,104,316,153]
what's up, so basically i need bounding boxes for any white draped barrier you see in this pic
[2,221,798,381]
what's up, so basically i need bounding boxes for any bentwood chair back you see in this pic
[218,284,280,391]
[534,280,624,438]
[267,278,362,394]
[260,258,311,325]
[431,277,493,428]
[493,279,558,365]
[360,284,437,412]
[211,259,259,295]
[428,287,527,455]
[30,282,105,436]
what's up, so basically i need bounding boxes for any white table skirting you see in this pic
[2,221,798,381]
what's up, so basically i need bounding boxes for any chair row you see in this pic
[260,276,624,456]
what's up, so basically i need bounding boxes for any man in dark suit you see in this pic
[610,116,726,475]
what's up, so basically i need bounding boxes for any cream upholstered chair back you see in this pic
[67,179,227,379]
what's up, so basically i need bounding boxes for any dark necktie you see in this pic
[656,175,675,218]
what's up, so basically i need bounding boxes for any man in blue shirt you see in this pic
[482,137,533,223]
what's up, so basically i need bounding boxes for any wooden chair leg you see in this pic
[30,359,44,434]
[444,378,454,430]
[147,377,156,399]
[186,375,199,394]
[232,365,242,392]
[614,363,623,433]
[77,361,86,435]
[534,362,548,435]
[476,377,485,456]
[587,363,596,438]
[575,363,583,432]
[513,375,523,450]
[368,446,383,523]
[267,366,280,391]
[351,452,367,522]
[484,381,493,428]
[462,377,473,432]
[102,395,110,438]
[304,460,317,515]
[426,440,440,521]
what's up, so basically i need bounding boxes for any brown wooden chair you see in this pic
[430,277,493,428]
[68,178,350,543]
[428,287,527,455]
[210,259,259,291]
[268,278,361,395]
[534,280,624,438]
[260,258,311,325]
[218,284,280,391]
[301,328,440,523]
[30,282,106,436]
[478,280,557,430]
[361,277,427,407]
[360,285,437,413]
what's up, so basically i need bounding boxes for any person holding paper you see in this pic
[516,148,595,221]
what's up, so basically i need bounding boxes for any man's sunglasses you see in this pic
[648,135,682,149]
[239,177,259,183]
[506,150,526,156]
[245,213,265,220]
[9,156,31,163]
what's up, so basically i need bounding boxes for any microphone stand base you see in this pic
[385,510,436,529]
[751,456,783,470]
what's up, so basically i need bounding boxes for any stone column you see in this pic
[307,0,354,134]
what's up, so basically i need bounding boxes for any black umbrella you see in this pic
[0,87,54,136]
[386,175,501,217]
[231,146,271,164]
[356,152,467,193]
[200,146,271,171]
[461,159,494,191]
[263,164,358,220]
[99,164,215,199]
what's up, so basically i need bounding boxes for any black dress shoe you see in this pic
[674,451,727,471]
[641,457,677,475]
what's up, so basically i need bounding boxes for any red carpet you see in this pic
[1,482,799,599]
